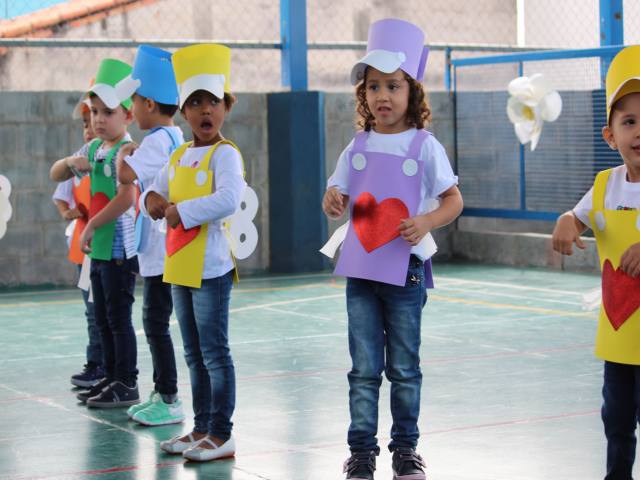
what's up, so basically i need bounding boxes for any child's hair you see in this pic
[355,69,431,131]
[132,93,179,117]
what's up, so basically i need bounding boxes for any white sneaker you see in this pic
[182,436,236,462]
[160,433,204,454]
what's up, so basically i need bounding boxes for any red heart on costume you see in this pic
[89,192,110,219]
[166,222,201,257]
[352,192,409,253]
[602,259,640,330]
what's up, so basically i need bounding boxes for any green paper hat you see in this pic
[88,58,133,110]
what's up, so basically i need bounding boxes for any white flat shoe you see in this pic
[182,436,236,462]
[160,433,203,454]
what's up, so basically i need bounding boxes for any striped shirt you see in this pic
[74,134,136,260]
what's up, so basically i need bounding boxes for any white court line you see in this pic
[230,293,344,313]
[231,332,345,346]
[433,276,590,296]
[438,285,584,306]
[263,306,337,322]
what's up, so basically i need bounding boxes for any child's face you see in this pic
[364,67,410,134]
[81,109,96,143]
[181,90,228,146]
[603,92,640,180]
[131,93,154,130]
[89,95,131,143]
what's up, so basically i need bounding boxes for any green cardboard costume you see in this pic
[86,58,133,260]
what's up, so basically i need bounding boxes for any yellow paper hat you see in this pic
[606,45,640,121]
[172,44,231,108]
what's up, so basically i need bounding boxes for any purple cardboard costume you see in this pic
[334,130,431,286]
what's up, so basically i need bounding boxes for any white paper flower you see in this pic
[0,175,13,239]
[507,73,562,151]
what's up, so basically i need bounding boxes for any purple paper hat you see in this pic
[351,18,429,85]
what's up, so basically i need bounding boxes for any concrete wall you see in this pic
[0,91,269,287]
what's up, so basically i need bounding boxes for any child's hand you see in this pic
[79,221,95,253]
[118,143,137,160]
[620,243,640,278]
[145,192,169,220]
[66,156,91,174]
[63,207,83,220]
[399,214,434,246]
[164,204,181,228]
[322,187,348,218]
[552,213,586,255]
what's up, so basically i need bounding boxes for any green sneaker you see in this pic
[132,396,185,426]
[127,391,157,419]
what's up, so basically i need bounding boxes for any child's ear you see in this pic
[125,107,134,125]
[602,125,617,150]
[180,108,187,121]
[146,98,156,113]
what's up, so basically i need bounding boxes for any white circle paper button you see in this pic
[595,211,606,231]
[195,170,208,186]
[352,153,367,171]
[402,159,418,177]
[168,166,176,180]
[103,164,112,178]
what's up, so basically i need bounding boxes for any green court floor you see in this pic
[0,263,621,479]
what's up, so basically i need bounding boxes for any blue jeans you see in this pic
[172,270,235,439]
[602,361,640,480]
[77,264,102,366]
[346,256,427,454]
[142,275,177,395]
[90,258,138,384]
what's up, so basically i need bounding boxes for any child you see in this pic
[322,19,463,480]
[52,95,103,388]
[50,58,140,408]
[140,44,245,462]
[115,44,185,426]
[552,45,640,480]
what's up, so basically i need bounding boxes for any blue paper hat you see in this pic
[118,45,179,106]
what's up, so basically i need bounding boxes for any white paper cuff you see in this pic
[179,74,226,108]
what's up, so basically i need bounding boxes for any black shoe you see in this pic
[70,363,105,388]
[343,451,376,480]
[87,381,140,408]
[391,448,426,480]
[76,377,111,403]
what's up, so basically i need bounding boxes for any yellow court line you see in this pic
[430,294,598,318]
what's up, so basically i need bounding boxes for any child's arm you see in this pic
[140,163,171,220]
[50,156,91,182]
[53,199,82,220]
[116,143,139,185]
[620,243,640,278]
[552,210,588,255]
[322,187,349,219]
[399,185,463,246]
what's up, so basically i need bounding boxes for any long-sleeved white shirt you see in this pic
[140,143,246,280]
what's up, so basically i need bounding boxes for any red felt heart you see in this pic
[166,222,201,257]
[602,259,640,330]
[352,192,409,253]
[89,192,110,219]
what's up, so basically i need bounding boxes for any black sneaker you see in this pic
[343,451,376,480]
[76,377,111,403]
[87,381,140,408]
[70,363,105,388]
[391,448,426,480]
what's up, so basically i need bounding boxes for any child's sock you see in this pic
[161,393,177,404]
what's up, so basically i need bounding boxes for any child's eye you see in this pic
[367,84,379,91]
[212,97,221,105]
[624,119,635,126]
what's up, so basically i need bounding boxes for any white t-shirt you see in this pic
[140,143,246,281]
[52,178,74,207]
[328,128,458,259]
[124,126,184,277]
[573,165,640,227]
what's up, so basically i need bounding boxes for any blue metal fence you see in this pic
[451,45,625,221]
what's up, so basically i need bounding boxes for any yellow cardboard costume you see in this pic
[590,46,640,364]
[163,44,247,288]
